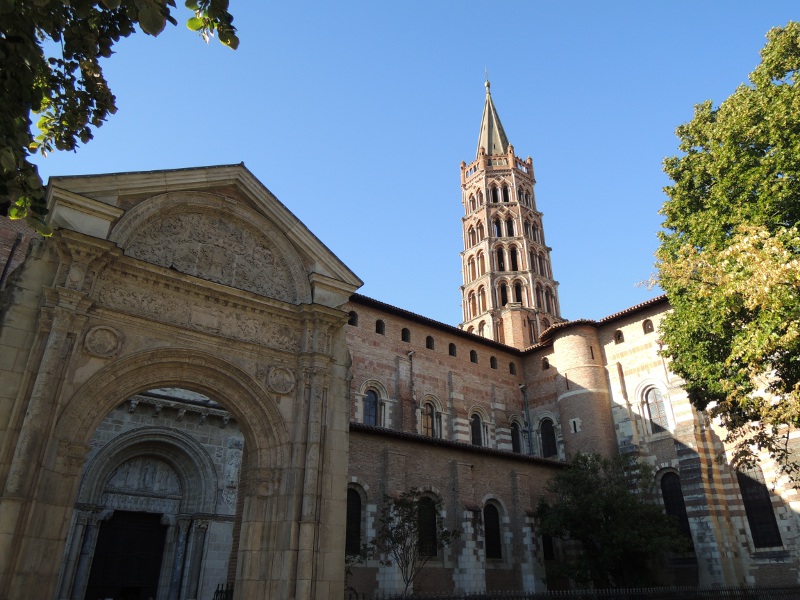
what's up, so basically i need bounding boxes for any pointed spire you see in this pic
[476,80,510,158]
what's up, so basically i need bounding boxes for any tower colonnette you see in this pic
[459,81,560,349]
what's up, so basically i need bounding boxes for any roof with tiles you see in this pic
[350,422,567,468]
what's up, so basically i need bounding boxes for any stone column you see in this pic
[184,519,208,600]
[0,296,84,597]
[56,510,90,600]
[70,510,111,600]
[167,518,190,600]
[295,367,327,600]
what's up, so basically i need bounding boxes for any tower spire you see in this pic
[460,81,561,349]
[476,79,510,158]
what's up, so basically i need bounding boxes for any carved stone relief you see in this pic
[122,211,296,302]
[84,325,123,358]
[95,273,300,352]
[105,456,181,497]
[222,438,243,506]
[268,366,296,395]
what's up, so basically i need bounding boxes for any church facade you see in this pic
[0,84,798,599]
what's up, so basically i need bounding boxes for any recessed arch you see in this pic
[510,420,523,453]
[358,378,390,400]
[539,417,558,458]
[78,426,219,514]
[421,395,443,439]
[55,348,289,473]
[483,501,503,559]
[49,348,294,599]
[633,379,673,436]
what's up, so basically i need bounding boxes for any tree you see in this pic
[371,488,458,595]
[656,22,800,477]
[0,0,238,235]
[535,453,688,588]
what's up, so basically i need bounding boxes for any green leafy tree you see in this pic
[656,22,800,476]
[344,543,373,594]
[1,0,238,235]
[371,488,459,596]
[535,453,687,589]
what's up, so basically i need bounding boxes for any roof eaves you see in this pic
[350,422,567,468]
[349,293,523,355]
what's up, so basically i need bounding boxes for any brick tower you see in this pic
[459,80,561,348]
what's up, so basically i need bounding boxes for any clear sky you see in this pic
[31,2,799,326]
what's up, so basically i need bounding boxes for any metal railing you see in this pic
[345,587,800,600]
[212,582,234,600]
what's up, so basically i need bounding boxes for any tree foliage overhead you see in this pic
[0,0,238,235]
[657,22,800,475]
[535,453,687,589]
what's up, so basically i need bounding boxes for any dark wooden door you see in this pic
[84,511,167,600]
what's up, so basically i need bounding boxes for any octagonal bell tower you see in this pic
[459,81,561,349]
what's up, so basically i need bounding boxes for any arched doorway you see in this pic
[85,511,167,600]
[60,388,244,600]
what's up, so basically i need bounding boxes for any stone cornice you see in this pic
[47,186,125,240]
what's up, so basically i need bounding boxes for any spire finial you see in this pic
[475,74,508,159]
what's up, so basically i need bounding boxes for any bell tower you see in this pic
[459,80,561,348]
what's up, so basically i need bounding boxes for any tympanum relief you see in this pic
[123,211,296,303]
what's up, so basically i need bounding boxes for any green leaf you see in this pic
[185,0,199,8]
[218,29,239,49]
[0,148,16,172]
[138,5,167,36]
[101,0,122,8]
[8,205,27,220]
[186,16,204,31]
[29,216,53,237]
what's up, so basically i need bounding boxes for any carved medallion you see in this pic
[268,366,296,394]
[84,326,123,358]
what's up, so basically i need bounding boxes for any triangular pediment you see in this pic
[46,165,362,308]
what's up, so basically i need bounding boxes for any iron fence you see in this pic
[345,587,800,600]
[212,582,234,600]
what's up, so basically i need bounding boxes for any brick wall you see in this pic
[348,427,561,595]
[0,217,36,289]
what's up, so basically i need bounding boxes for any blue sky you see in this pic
[32,2,799,326]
